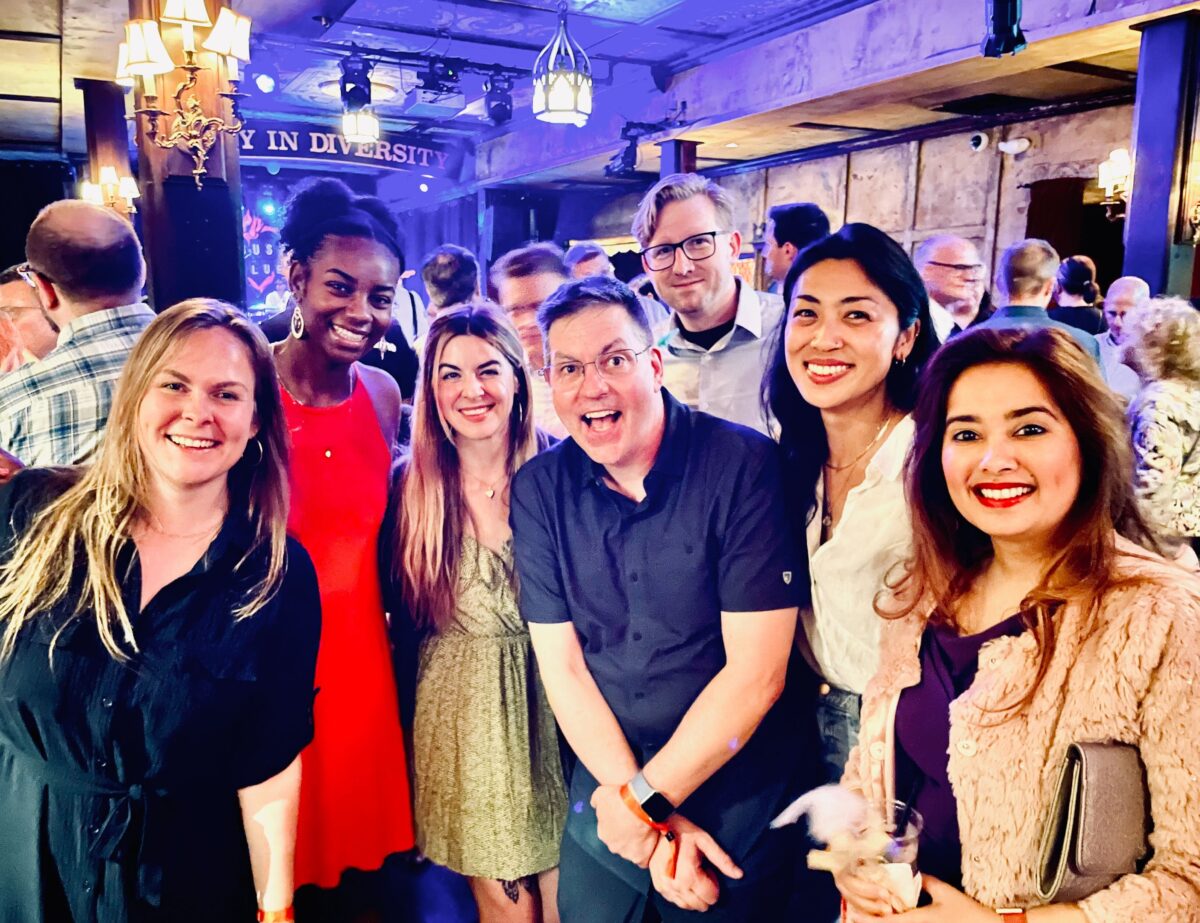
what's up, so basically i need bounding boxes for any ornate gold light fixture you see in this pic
[120,6,252,188]
[81,166,141,212]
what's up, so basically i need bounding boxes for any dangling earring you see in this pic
[244,437,264,467]
[290,305,305,340]
[892,354,908,368]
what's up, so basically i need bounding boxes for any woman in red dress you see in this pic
[272,178,413,920]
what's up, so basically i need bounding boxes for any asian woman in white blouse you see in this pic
[763,223,937,782]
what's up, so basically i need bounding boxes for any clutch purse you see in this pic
[1036,742,1152,903]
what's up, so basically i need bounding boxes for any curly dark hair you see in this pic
[279,177,403,270]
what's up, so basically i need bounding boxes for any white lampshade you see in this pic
[203,8,252,61]
[124,20,175,76]
[118,176,141,201]
[98,165,120,186]
[161,0,212,26]
[114,42,135,87]
[531,5,592,127]
[80,182,103,205]
[342,109,380,144]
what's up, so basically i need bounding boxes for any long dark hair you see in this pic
[895,325,1156,711]
[762,223,936,525]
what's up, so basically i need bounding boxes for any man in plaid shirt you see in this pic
[0,201,152,469]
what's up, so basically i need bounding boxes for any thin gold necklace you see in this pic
[460,467,508,500]
[144,512,225,540]
[824,412,895,472]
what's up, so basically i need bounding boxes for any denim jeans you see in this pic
[814,684,862,785]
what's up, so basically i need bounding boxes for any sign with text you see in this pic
[238,123,465,178]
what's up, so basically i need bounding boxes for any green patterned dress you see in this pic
[413,535,567,880]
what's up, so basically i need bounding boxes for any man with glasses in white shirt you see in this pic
[633,174,783,435]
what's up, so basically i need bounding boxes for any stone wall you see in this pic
[589,104,1134,276]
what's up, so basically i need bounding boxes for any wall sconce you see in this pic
[1098,148,1131,221]
[81,166,140,212]
[120,7,251,189]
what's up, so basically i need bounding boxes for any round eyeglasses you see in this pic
[640,231,723,272]
[539,345,651,389]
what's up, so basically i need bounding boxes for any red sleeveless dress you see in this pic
[281,376,414,888]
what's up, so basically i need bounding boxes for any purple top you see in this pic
[894,612,1029,887]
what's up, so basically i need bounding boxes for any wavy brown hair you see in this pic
[889,325,1156,711]
[0,299,290,662]
[392,303,538,631]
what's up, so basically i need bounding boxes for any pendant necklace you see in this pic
[461,467,507,500]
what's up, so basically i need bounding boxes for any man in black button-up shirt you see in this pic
[511,276,809,921]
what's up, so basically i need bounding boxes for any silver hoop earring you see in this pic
[245,437,264,467]
[290,306,305,340]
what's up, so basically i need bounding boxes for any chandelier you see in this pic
[119,4,252,189]
[532,1,592,127]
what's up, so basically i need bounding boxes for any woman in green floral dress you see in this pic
[385,303,567,922]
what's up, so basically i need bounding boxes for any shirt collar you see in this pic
[57,303,154,349]
[993,305,1048,319]
[866,414,914,483]
[927,297,956,341]
[663,278,766,346]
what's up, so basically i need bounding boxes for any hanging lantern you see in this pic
[532,1,592,127]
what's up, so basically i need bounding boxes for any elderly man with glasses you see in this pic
[632,174,783,435]
[512,274,813,923]
[913,235,988,341]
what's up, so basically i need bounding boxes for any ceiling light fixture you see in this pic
[484,74,514,125]
[532,0,592,127]
[339,50,380,143]
[982,0,1027,57]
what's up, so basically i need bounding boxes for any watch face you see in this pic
[643,791,675,824]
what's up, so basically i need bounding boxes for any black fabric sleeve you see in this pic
[233,538,322,789]
[510,464,571,625]
[378,461,420,729]
[717,439,806,613]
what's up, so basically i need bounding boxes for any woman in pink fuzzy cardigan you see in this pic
[836,326,1200,923]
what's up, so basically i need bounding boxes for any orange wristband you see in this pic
[257,908,294,922]
[619,783,678,879]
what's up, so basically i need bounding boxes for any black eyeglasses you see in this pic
[925,260,983,275]
[538,345,651,389]
[640,231,724,272]
[14,263,51,288]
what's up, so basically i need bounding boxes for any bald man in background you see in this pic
[0,200,151,468]
[1098,276,1149,400]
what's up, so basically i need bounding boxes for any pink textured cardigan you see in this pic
[841,537,1200,922]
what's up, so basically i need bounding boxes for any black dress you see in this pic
[0,470,321,923]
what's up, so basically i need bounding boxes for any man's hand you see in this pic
[0,447,23,485]
[648,814,743,912]
[591,784,659,868]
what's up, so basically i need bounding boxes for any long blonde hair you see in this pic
[0,299,291,661]
[394,303,538,630]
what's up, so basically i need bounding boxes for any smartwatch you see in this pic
[627,770,675,824]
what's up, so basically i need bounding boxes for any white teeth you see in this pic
[460,406,491,417]
[167,435,217,449]
[331,325,367,343]
[584,411,617,420]
[979,486,1034,500]
[808,364,850,376]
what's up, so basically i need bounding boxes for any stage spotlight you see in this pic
[421,59,461,92]
[340,50,374,112]
[484,75,513,125]
[982,0,1026,57]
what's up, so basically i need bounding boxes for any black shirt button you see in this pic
[83,882,93,894]
[101,697,113,709]
[630,573,638,583]
[633,632,642,641]
[635,692,645,700]
[685,544,694,554]
[96,759,108,770]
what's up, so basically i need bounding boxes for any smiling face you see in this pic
[136,326,260,499]
[941,362,1082,554]
[289,234,399,364]
[546,304,664,475]
[784,258,916,417]
[434,334,518,444]
[643,196,741,331]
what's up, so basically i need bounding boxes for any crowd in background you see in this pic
[0,170,1197,923]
